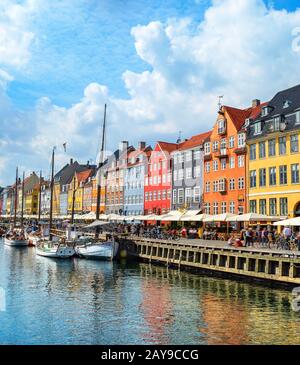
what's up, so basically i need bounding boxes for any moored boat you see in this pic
[76,238,119,260]
[36,240,75,258]
[4,236,28,247]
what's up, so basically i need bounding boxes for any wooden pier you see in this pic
[127,237,300,286]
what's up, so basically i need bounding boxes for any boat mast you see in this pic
[20,171,25,228]
[96,103,107,221]
[13,167,18,228]
[71,176,76,225]
[49,147,55,241]
[38,170,42,221]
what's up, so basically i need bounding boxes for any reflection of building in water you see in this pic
[200,292,249,345]
[140,264,173,344]
[198,277,300,345]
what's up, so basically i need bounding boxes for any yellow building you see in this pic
[68,170,94,214]
[247,85,300,218]
[24,185,39,215]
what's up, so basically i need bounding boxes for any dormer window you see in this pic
[262,106,270,117]
[283,100,292,109]
[253,122,262,135]
[245,118,252,128]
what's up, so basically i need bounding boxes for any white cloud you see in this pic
[2,0,300,185]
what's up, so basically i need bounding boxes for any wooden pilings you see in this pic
[130,238,300,285]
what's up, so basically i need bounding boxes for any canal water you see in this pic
[0,239,299,345]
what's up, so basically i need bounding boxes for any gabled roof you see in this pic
[157,141,181,154]
[178,131,211,151]
[223,106,251,132]
[76,169,94,183]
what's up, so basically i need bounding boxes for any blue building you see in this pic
[124,142,152,217]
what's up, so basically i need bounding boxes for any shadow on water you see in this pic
[0,239,299,345]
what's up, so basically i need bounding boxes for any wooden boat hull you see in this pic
[76,241,119,260]
[36,246,75,258]
[4,237,28,247]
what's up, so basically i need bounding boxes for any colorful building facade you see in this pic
[144,142,177,215]
[247,85,300,218]
[171,132,211,211]
[203,102,263,215]
[124,142,152,216]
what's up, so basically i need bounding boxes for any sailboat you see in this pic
[76,104,119,260]
[36,148,75,258]
[4,168,29,247]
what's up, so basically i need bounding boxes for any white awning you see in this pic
[203,213,236,222]
[83,220,111,229]
[159,210,184,221]
[180,210,201,221]
[226,213,287,222]
[273,217,300,226]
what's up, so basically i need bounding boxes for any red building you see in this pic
[144,141,179,215]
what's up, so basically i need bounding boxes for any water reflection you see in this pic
[0,240,299,345]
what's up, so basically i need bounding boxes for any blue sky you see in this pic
[1,0,300,185]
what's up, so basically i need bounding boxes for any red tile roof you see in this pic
[76,169,93,183]
[224,102,268,131]
[157,141,182,154]
[178,131,211,150]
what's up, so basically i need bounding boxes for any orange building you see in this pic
[203,101,263,215]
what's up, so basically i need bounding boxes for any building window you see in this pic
[157,191,161,200]
[186,151,192,162]
[221,202,226,214]
[280,198,288,216]
[229,201,235,214]
[212,141,219,152]
[162,190,167,200]
[219,178,225,192]
[268,139,276,157]
[238,177,244,190]
[145,192,148,201]
[213,180,219,192]
[185,188,192,203]
[172,190,177,204]
[259,168,266,187]
[205,182,210,193]
[296,111,300,124]
[193,187,201,203]
[179,153,184,163]
[149,192,152,201]
[250,170,256,188]
[290,134,299,153]
[186,168,192,179]
[229,136,235,148]
[291,164,300,184]
[204,203,210,214]
[221,158,226,170]
[269,167,277,186]
[259,141,266,159]
[178,189,184,204]
[229,178,235,190]
[194,150,201,160]
[279,165,287,185]
[229,157,235,169]
[194,166,201,178]
[238,155,244,168]
[250,144,256,160]
[205,162,211,173]
[269,198,277,216]
[259,199,267,215]
[238,133,246,148]
[254,122,262,135]
[204,142,211,155]
[213,202,219,215]
[178,169,184,180]
[218,119,226,134]
[279,136,286,155]
[213,160,218,171]
[153,191,157,201]
[249,200,257,213]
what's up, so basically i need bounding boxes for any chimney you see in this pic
[119,141,128,151]
[87,160,90,167]
[138,141,146,150]
[252,99,260,108]
[70,158,73,165]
